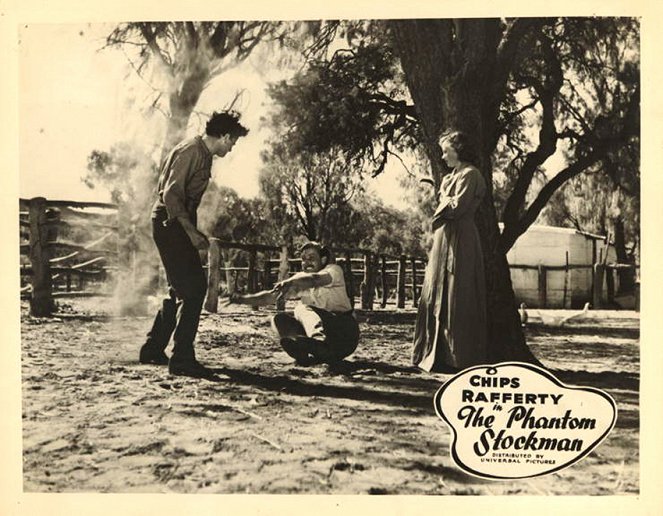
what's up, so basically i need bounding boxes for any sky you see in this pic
[18,22,411,209]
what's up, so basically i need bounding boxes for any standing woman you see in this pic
[412,130,488,372]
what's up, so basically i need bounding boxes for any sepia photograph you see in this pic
[2,0,661,513]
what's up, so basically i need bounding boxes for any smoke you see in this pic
[99,23,273,315]
[85,141,161,317]
[99,55,178,316]
[112,210,160,317]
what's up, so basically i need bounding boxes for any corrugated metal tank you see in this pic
[505,225,617,308]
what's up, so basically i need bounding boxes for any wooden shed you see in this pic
[505,225,616,309]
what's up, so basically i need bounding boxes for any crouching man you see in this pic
[230,242,359,366]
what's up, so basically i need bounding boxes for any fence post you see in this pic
[380,255,388,308]
[537,264,547,309]
[45,207,60,294]
[28,197,54,316]
[247,248,258,293]
[277,245,289,311]
[593,263,605,309]
[397,254,406,309]
[204,239,221,313]
[247,248,258,310]
[344,251,355,308]
[605,265,615,305]
[562,252,569,309]
[360,251,373,310]
[410,257,418,308]
[368,253,378,309]
[263,254,273,290]
[224,260,236,297]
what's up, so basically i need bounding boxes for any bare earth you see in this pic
[20,299,639,495]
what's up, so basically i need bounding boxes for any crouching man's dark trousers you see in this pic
[272,304,359,363]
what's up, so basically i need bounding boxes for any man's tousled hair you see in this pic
[206,110,249,139]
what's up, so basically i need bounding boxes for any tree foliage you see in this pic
[495,18,639,251]
[278,18,639,250]
[198,183,275,244]
[259,145,364,244]
[105,21,285,152]
[266,32,418,177]
[345,192,428,257]
[84,142,158,210]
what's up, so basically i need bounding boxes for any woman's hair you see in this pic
[299,241,333,266]
[205,110,249,139]
[439,130,478,165]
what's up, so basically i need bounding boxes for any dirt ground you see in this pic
[20,299,639,495]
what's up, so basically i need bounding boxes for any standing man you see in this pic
[139,111,248,377]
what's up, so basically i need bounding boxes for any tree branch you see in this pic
[303,21,341,60]
[526,152,604,226]
[137,23,172,70]
[209,23,229,56]
[500,149,605,253]
[490,18,547,145]
[501,34,563,227]
[236,23,271,61]
[367,93,419,121]
[558,90,593,137]
[495,18,543,77]
[185,22,199,49]
[498,97,538,134]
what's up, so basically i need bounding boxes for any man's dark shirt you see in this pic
[151,135,213,226]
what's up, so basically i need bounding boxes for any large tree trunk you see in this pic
[161,62,210,159]
[390,19,539,365]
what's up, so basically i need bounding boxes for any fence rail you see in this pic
[20,197,639,316]
[201,238,427,313]
[20,197,119,315]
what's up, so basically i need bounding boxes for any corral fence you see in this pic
[19,197,427,316]
[201,239,426,313]
[19,196,638,317]
[20,197,120,316]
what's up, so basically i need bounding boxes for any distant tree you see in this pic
[543,165,639,294]
[83,142,161,301]
[259,144,364,244]
[88,22,285,301]
[84,142,158,208]
[198,182,276,244]
[345,192,428,257]
[83,141,158,262]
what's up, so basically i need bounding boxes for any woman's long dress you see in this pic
[412,165,487,372]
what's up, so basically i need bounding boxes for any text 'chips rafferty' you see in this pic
[434,362,617,480]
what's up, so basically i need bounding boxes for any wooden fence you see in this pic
[19,198,427,316]
[202,239,426,313]
[204,243,638,313]
[509,249,639,310]
[20,197,119,316]
[20,197,638,316]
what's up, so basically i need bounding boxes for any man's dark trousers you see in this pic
[143,211,207,362]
